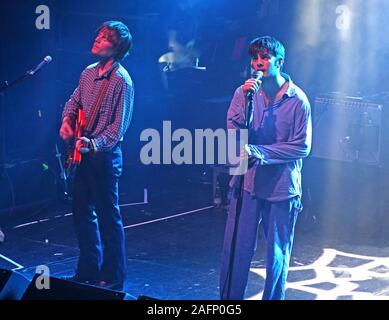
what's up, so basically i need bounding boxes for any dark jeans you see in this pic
[220,191,301,300]
[72,145,126,284]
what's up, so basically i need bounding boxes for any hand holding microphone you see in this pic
[243,70,263,128]
[243,70,263,100]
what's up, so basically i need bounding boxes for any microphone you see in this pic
[28,56,52,76]
[244,70,262,128]
[246,70,263,99]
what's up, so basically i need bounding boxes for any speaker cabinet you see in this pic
[22,274,126,300]
[312,97,383,165]
[0,268,30,300]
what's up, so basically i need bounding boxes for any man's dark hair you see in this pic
[249,36,285,61]
[97,21,133,61]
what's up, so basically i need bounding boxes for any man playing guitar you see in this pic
[59,21,134,291]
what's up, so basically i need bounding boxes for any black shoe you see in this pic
[98,280,124,291]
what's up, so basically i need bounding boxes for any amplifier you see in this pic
[311,97,383,165]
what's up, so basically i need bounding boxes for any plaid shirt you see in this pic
[62,62,134,152]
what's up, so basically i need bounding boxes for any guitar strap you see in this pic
[84,64,118,133]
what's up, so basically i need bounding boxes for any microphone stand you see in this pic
[223,90,255,299]
[0,70,35,235]
[0,64,50,237]
[55,143,71,202]
[0,68,39,173]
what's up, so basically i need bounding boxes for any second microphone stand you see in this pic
[223,89,256,299]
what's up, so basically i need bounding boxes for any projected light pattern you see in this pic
[249,248,389,300]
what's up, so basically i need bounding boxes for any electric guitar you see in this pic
[66,108,85,175]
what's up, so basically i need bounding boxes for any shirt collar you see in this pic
[94,61,119,80]
[281,72,297,98]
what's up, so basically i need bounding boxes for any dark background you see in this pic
[1,0,388,236]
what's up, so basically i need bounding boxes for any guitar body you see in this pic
[66,109,85,173]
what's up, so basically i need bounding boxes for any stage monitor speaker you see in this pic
[0,268,30,300]
[311,97,383,165]
[137,295,159,300]
[22,274,127,300]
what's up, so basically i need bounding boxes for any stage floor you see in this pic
[1,192,388,300]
